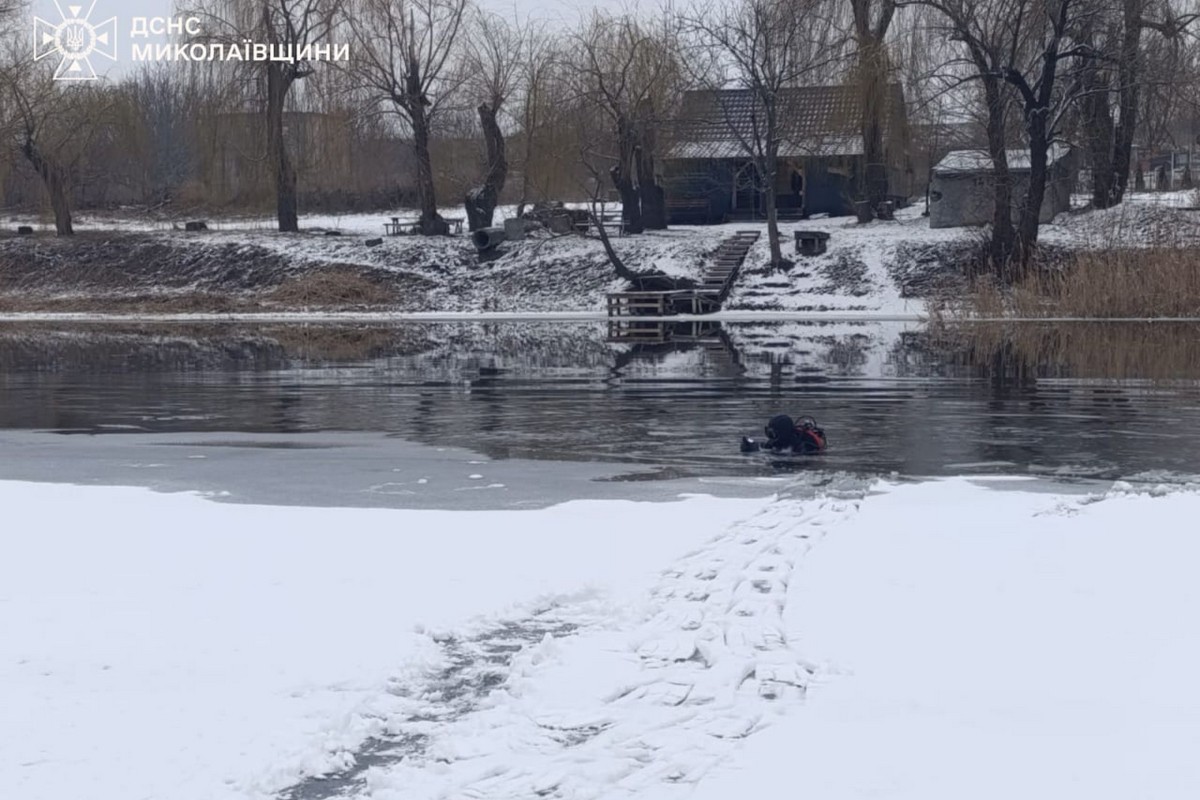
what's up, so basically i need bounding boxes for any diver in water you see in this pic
[740,414,827,455]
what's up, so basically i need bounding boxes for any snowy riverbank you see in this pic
[4,198,1200,317]
[5,472,1199,799]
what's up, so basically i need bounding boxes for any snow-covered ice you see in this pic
[692,477,1200,800]
[0,480,763,800]
[5,473,1200,799]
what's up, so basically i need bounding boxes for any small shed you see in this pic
[928,145,1075,229]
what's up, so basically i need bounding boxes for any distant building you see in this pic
[928,145,1075,229]
[661,84,912,224]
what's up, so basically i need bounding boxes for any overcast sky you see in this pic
[28,0,642,81]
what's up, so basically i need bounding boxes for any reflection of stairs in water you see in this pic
[607,321,744,374]
[607,320,721,343]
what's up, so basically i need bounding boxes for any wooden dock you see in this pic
[605,230,760,317]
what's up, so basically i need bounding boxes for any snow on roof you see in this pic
[667,134,864,160]
[934,143,1071,174]
[664,85,904,160]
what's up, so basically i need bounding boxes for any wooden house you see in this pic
[662,84,911,224]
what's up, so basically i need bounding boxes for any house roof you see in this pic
[934,144,1071,174]
[665,84,903,160]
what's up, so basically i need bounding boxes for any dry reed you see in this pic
[961,247,1200,318]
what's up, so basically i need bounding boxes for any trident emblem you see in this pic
[33,0,117,81]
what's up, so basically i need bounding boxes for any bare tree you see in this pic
[511,25,558,215]
[350,0,468,235]
[189,0,339,232]
[574,11,681,234]
[1079,0,1198,207]
[461,10,521,231]
[114,64,218,207]
[996,0,1095,262]
[907,0,1103,270]
[851,0,899,212]
[1,56,113,235]
[683,0,837,268]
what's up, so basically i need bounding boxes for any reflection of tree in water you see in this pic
[888,323,1200,475]
[0,322,615,375]
[6,321,1200,479]
[908,323,1200,382]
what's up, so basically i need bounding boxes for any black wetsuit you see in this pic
[742,414,827,455]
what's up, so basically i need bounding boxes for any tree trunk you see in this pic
[47,170,73,236]
[1018,120,1050,266]
[764,168,783,267]
[464,101,508,232]
[634,107,666,229]
[266,62,299,233]
[981,77,1015,276]
[591,209,639,283]
[1110,0,1144,204]
[851,0,896,210]
[1081,53,1116,208]
[407,60,447,236]
[611,116,644,234]
[1012,4,1067,269]
[764,109,785,268]
[858,38,890,209]
[635,144,666,230]
[23,140,73,236]
[610,163,643,235]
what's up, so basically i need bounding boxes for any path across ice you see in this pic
[271,477,874,800]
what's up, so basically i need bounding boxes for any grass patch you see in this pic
[0,291,259,313]
[263,267,402,309]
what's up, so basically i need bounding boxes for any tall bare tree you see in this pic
[191,0,339,232]
[461,10,521,231]
[684,0,837,267]
[512,25,558,215]
[1,56,113,235]
[851,0,899,212]
[908,0,1101,270]
[350,0,468,235]
[574,12,681,234]
[1079,0,1198,208]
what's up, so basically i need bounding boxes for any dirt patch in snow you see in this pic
[811,247,874,297]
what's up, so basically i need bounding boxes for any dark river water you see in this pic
[3,319,1200,481]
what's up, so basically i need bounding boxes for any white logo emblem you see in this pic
[33,0,117,80]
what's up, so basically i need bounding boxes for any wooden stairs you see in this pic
[695,230,760,306]
[606,230,760,317]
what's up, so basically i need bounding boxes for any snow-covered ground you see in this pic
[5,471,1200,799]
[8,196,1200,317]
